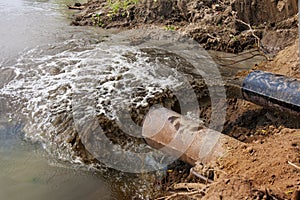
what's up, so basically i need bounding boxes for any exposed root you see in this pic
[234,18,271,61]
[156,188,206,200]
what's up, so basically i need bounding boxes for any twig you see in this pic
[207,33,220,41]
[190,168,213,184]
[235,19,260,46]
[156,180,224,200]
[156,189,204,200]
[288,161,300,170]
[173,182,206,190]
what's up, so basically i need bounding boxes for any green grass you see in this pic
[107,0,139,15]
[163,25,176,31]
[91,13,105,27]
[92,0,139,27]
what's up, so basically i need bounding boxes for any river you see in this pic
[0,0,121,199]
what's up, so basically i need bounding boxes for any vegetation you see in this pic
[107,0,139,15]
[163,25,177,31]
[91,13,105,27]
[92,0,139,27]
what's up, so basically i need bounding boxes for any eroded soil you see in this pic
[71,0,297,54]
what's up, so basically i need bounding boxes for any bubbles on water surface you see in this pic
[0,28,227,174]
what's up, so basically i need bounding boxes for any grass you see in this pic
[107,0,139,15]
[92,0,139,27]
[91,13,105,27]
[163,25,177,31]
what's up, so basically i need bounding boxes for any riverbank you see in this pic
[70,0,300,199]
[72,0,298,54]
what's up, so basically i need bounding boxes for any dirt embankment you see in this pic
[70,0,300,199]
[72,0,298,54]
[155,61,300,199]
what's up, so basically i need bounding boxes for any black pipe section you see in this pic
[242,70,300,115]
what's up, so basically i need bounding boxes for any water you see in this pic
[0,108,112,200]
[0,0,171,199]
[0,0,112,199]
[0,0,61,59]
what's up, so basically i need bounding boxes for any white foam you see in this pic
[0,38,185,163]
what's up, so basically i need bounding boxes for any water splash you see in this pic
[0,30,191,165]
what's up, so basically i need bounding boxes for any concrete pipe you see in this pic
[142,107,241,166]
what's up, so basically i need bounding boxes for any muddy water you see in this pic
[0,122,111,200]
[0,0,113,199]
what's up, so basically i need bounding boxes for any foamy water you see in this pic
[2,32,189,165]
[0,0,178,198]
[0,29,208,197]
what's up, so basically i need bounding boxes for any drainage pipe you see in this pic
[142,107,242,166]
[240,70,300,115]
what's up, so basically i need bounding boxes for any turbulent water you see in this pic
[0,0,169,199]
[0,29,209,169]
[0,27,223,198]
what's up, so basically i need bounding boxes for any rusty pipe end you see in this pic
[142,107,180,139]
[142,107,242,166]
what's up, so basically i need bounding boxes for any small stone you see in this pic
[247,147,255,155]
[225,179,230,184]
[277,1,285,12]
